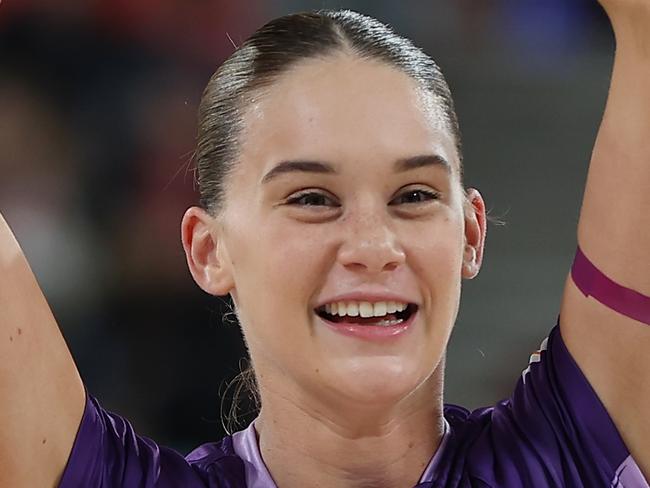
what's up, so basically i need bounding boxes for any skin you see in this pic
[559,0,650,479]
[0,214,84,488]
[0,2,646,486]
[182,54,487,488]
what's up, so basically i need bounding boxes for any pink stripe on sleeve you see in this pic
[571,246,650,325]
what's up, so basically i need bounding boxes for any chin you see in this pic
[325,356,434,408]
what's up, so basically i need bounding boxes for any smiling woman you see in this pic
[180,21,484,476]
[1,5,649,488]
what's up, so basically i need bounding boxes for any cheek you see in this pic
[404,215,464,316]
[257,222,326,298]
[408,213,464,269]
[228,219,324,342]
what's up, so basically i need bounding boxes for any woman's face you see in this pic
[195,54,485,412]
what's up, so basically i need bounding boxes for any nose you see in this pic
[337,211,406,275]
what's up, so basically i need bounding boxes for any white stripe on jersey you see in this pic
[521,336,549,384]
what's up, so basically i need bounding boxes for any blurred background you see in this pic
[0,0,614,452]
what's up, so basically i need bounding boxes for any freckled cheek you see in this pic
[404,223,463,286]
[269,232,328,297]
[233,225,324,324]
[410,245,459,296]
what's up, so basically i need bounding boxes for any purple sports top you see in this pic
[58,317,649,487]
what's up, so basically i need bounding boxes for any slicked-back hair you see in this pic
[195,9,462,217]
[197,10,465,433]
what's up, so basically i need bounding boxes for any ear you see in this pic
[181,206,235,296]
[461,188,487,280]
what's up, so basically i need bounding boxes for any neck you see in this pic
[254,367,446,488]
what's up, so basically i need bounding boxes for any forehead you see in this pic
[239,54,457,176]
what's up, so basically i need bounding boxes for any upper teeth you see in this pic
[322,301,408,318]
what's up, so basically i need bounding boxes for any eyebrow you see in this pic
[261,154,451,184]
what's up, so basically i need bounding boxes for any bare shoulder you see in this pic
[0,213,85,487]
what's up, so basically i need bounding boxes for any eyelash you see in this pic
[285,189,440,208]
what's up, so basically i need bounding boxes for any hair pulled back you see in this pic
[195,9,462,217]
[198,10,466,433]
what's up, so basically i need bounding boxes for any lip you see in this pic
[315,306,418,341]
[314,292,419,309]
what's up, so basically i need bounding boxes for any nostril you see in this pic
[382,262,399,272]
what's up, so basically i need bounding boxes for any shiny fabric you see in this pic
[231,423,276,487]
[58,318,649,487]
[230,414,451,487]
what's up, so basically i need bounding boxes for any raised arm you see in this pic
[0,213,85,487]
[559,0,650,478]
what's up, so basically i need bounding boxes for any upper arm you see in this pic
[559,272,650,474]
[0,213,85,487]
[558,20,650,479]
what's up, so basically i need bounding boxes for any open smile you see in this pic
[314,303,419,340]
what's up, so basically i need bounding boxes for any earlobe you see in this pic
[181,206,235,296]
[463,246,478,278]
[461,188,487,280]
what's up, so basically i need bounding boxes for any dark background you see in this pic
[0,0,613,452]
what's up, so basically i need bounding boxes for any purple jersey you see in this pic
[58,318,649,487]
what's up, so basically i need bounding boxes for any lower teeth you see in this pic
[320,313,407,326]
[372,318,404,327]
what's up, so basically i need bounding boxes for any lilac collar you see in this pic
[231,418,451,487]
[231,422,277,487]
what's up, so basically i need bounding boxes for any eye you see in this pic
[390,188,440,206]
[285,191,340,208]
